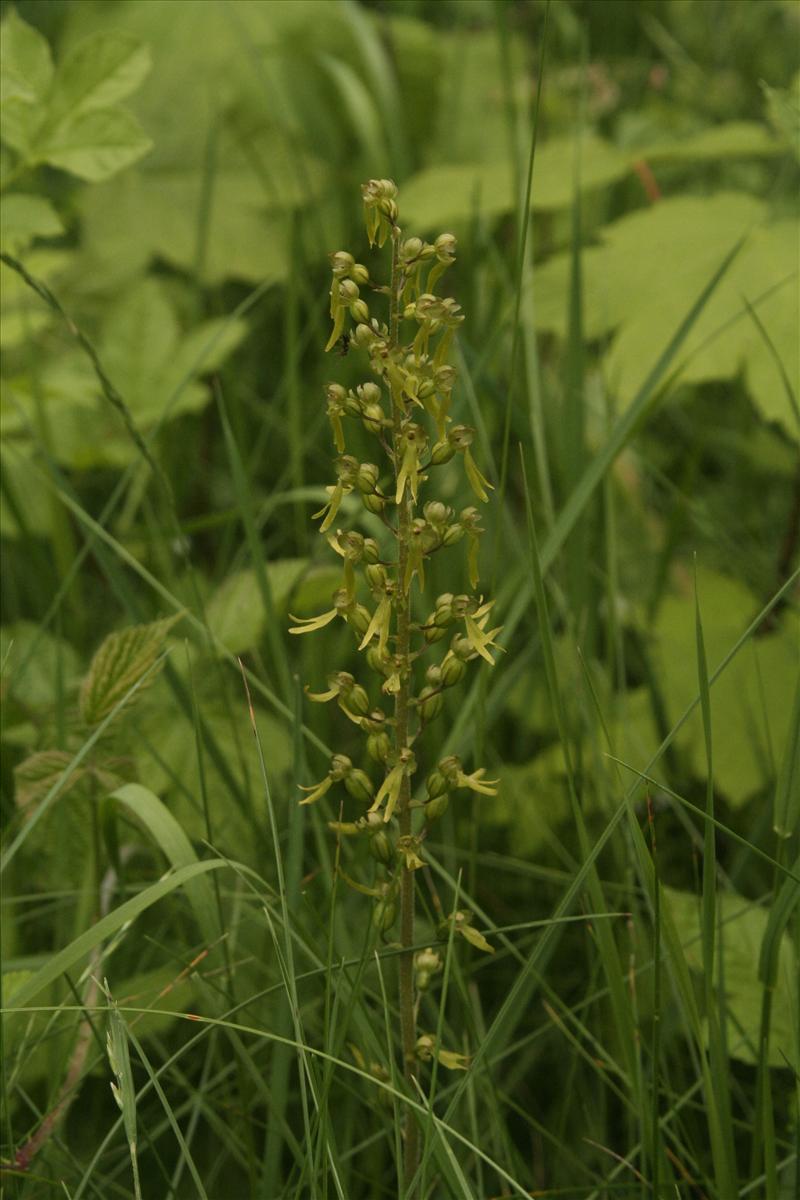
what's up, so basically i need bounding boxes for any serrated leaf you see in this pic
[49,32,151,120]
[0,9,53,105]
[665,888,798,1067]
[0,193,63,253]
[80,616,179,726]
[35,104,152,181]
[14,749,82,810]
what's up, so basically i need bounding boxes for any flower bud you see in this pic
[426,767,448,800]
[416,1034,435,1062]
[361,403,385,435]
[423,623,448,645]
[357,462,379,493]
[351,263,369,285]
[423,500,450,526]
[424,793,450,822]
[369,829,393,864]
[441,524,465,546]
[417,685,443,723]
[414,947,442,991]
[345,768,375,805]
[367,731,392,764]
[435,233,457,262]
[365,563,388,591]
[451,594,473,618]
[362,492,385,516]
[356,382,381,406]
[346,682,370,716]
[336,454,360,484]
[441,655,466,687]
[425,664,443,687]
[342,391,362,418]
[326,382,347,404]
[339,279,360,302]
[332,670,356,691]
[339,530,365,557]
[438,755,462,787]
[373,896,397,933]
[403,302,417,320]
[448,424,474,450]
[363,537,380,564]
[430,439,455,465]
[330,754,353,781]
[434,364,456,391]
[417,378,436,400]
[451,634,474,661]
[350,299,370,324]
[401,236,424,260]
[366,646,391,674]
[433,595,454,627]
[346,604,371,636]
[330,250,355,277]
[352,323,376,348]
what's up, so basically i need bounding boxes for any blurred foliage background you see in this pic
[1,0,799,1196]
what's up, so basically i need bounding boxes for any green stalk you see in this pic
[388,227,420,1192]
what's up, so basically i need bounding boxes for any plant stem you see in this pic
[389,226,420,1193]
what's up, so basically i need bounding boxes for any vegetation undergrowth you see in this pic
[1,1,798,1198]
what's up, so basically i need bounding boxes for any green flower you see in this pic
[369,748,416,823]
[462,600,503,664]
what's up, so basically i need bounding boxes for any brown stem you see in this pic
[389,226,420,1194]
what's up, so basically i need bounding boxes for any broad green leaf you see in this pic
[0,94,42,156]
[650,566,800,805]
[533,194,799,438]
[48,32,151,119]
[6,858,233,1008]
[665,888,799,1068]
[80,616,180,726]
[0,9,53,105]
[78,163,300,285]
[401,134,630,229]
[205,561,310,654]
[0,621,82,711]
[35,104,152,181]
[0,193,63,253]
[92,276,248,429]
[642,121,786,163]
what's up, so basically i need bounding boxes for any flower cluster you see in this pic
[290,180,499,1082]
